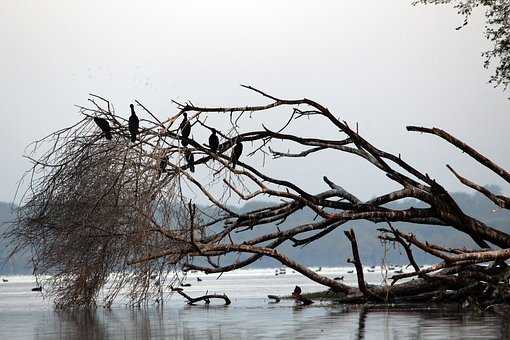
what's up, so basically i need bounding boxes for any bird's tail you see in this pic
[131,134,136,143]
[105,132,112,140]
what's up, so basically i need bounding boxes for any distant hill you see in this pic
[0,202,32,274]
[1,188,509,274]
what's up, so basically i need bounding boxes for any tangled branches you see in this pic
[6,86,510,308]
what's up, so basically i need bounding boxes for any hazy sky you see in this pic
[1,0,509,204]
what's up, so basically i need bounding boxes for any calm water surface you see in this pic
[0,268,507,339]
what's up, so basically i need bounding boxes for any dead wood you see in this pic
[5,86,510,308]
[171,287,231,305]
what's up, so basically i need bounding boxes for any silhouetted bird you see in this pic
[31,286,42,292]
[129,104,139,142]
[179,112,191,146]
[208,128,219,154]
[292,285,302,296]
[209,129,220,153]
[185,150,195,173]
[197,277,202,282]
[159,155,168,175]
[231,139,243,168]
[93,117,112,140]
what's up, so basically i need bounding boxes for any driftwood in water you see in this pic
[171,287,231,305]
[292,294,313,306]
[268,287,313,305]
[267,295,281,303]
[292,286,313,305]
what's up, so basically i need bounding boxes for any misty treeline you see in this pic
[3,84,509,308]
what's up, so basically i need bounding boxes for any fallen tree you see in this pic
[5,87,510,308]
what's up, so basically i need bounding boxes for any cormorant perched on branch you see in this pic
[129,104,139,143]
[159,155,168,176]
[185,150,195,173]
[179,112,191,146]
[93,117,112,140]
[231,139,243,168]
[292,285,302,296]
[208,128,219,154]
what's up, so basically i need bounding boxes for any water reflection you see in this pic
[357,307,368,340]
[35,309,109,340]
[3,276,508,340]
[28,305,508,340]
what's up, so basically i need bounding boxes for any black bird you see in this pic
[292,285,302,296]
[197,277,202,282]
[31,286,42,292]
[93,117,112,140]
[179,112,191,146]
[208,128,219,154]
[129,104,139,142]
[185,150,195,173]
[231,139,243,168]
[159,155,168,177]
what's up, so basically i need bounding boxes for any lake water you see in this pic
[0,267,507,339]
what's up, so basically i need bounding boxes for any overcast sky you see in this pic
[1,0,508,204]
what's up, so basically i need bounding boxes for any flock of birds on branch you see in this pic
[93,104,244,175]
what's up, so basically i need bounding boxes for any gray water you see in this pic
[0,268,507,339]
